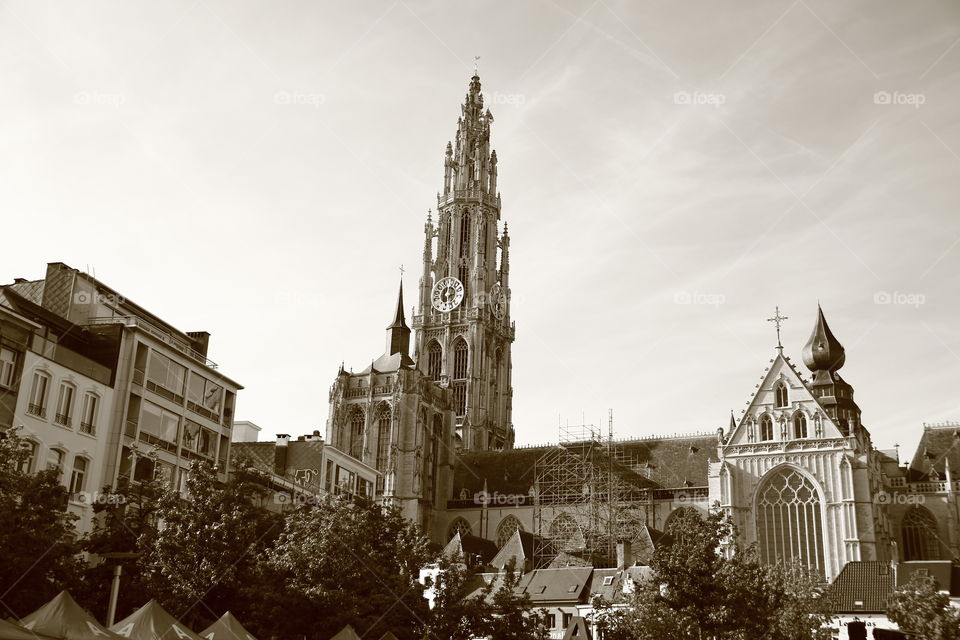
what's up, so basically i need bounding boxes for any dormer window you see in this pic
[774,381,789,408]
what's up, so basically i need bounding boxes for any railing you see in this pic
[87,316,218,369]
[80,421,95,435]
[54,413,71,427]
[146,380,184,404]
[132,368,145,386]
[138,431,177,453]
[27,403,46,419]
[186,401,219,422]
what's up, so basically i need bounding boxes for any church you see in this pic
[323,74,960,583]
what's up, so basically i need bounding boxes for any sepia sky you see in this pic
[1,0,959,458]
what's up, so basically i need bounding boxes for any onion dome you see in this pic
[802,305,845,372]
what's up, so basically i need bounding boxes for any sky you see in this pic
[1,0,958,460]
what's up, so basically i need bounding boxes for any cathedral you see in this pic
[325,74,960,582]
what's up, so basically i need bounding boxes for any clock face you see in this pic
[491,283,507,319]
[431,276,465,312]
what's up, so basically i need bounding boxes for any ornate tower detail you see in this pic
[413,74,515,452]
[801,305,862,435]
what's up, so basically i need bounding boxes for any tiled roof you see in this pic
[907,424,960,482]
[589,568,625,603]
[442,532,499,565]
[521,567,593,604]
[828,561,894,613]
[4,280,44,305]
[452,434,719,499]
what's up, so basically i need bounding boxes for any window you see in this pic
[46,449,65,477]
[147,352,186,399]
[459,211,471,255]
[80,393,99,435]
[793,412,807,439]
[181,419,201,452]
[563,613,572,629]
[140,402,180,447]
[453,339,468,380]
[774,381,789,408]
[0,347,16,388]
[602,576,614,586]
[447,517,472,540]
[458,265,469,304]
[18,441,37,473]
[759,414,774,441]
[55,383,75,427]
[375,405,391,472]
[496,515,522,548]
[546,614,556,629]
[28,371,50,418]
[350,409,364,459]
[452,382,467,418]
[427,341,443,381]
[69,457,88,494]
[901,506,943,561]
[756,467,825,574]
[187,373,222,416]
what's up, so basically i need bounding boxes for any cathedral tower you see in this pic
[413,74,515,452]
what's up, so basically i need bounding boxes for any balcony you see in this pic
[27,403,46,419]
[146,380,184,404]
[132,368,145,386]
[186,401,219,422]
[80,421,95,435]
[87,316,218,369]
[54,413,72,427]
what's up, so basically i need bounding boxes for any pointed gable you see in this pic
[727,351,845,446]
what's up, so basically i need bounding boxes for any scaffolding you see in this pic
[532,410,652,568]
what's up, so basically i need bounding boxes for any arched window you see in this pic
[549,513,584,552]
[775,381,789,408]
[663,509,683,533]
[448,517,472,541]
[901,506,943,560]
[794,412,808,439]
[69,456,88,494]
[428,341,443,381]
[453,339,468,380]
[459,211,471,255]
[350,409,364,460]
[756,467,825,574]
[497,515,523,548]
[374,404,391,473]
[458,265,469,304]
[759,414,774,441]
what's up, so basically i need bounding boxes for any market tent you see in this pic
[0,617,58,640]
[198,613,257,640]
[20,591,124,640]
[328,627,361,640]
[109,601,203,640]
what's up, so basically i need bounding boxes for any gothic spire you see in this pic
[801,305,846,372]
[386,279,410,357]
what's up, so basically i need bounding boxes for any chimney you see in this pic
[275,434,290,476]
[13,278,27,284]
[187,331,211,357]
[616,540,633,571]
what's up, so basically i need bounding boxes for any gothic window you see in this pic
[549,513,584,552]
[663,509,683,533]
[756,467,825,574]
[496,515,523,548]
[759,414,774,441]
[775,381,789,408]
[374,404,391,473]
[452,382,467,418]
[447,517,472,541]
[901,506,943,561]
[428,341,443,381]
[460,210,471,256]
[350,409,364,460]
[453,339,468,379]
[459,264,469,303]
[794,412,808,439]
[479,217,488,259]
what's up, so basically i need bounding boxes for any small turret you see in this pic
[386,281,411,357]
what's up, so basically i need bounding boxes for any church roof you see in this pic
[801,305,846,373]
[385,280,408,331]
[827,561,894,613]
[907,423,960,482]
[441,532,498,564]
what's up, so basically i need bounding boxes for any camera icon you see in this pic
[676,491,689,504]
[673,91,692,105]
[73,291,92,304]
[673,291,692,305]
[873,91,891,105]
[875,491,891,505]
[273,91,292,105]
[274,491,292,505]
[873,291,891,305]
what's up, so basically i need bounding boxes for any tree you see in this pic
[138,460,282,628]
[420,553,492,640]
[482,559,548,640]
[263,495,431,640]
[0,428,84,616]
[600,507,829,640]
[887,572,960,640]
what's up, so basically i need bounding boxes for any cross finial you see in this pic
[399,264,405,277]
[474,56,480,74]
[767,306,788,350]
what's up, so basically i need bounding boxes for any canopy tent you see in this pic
[0,618,57,640]
[328,627,361,640]
[198,613,257,640]
[109,601,203,640]
[20,591,125,640]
